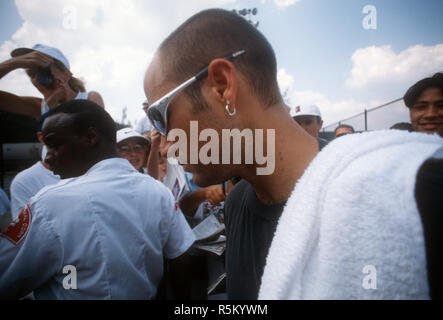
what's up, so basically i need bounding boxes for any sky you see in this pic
[1,0,442,128]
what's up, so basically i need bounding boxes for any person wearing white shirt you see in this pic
[0,100,195,299]
[10,156,60,219]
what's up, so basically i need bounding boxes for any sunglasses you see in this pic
[146,50,246,135]
[118,143,146,156]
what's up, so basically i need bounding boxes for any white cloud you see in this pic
[277,68,294,96]
[276,67,410,130]
[273,0,301,8]
[259,0,301,8]
[278,67,368,126]
[0,0,235,124]
[346,44,443,90]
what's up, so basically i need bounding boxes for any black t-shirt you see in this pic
[415,146,443,300]
[224,180,285,299]
[224,138,327,300]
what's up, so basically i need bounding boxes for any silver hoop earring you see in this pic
[225,100,236,116]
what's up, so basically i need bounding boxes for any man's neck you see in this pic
[241,105,319,205]
[41,160,51,170]
[78,147,120,177]
[91,148,120,167]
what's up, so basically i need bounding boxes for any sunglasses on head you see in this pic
[146,50,246,135]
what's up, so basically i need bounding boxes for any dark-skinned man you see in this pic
[0,100,195,299]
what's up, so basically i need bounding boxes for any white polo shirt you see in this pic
[10,161,60,218]
[0,158,195,299]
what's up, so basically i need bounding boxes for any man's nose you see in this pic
[423,105,438,119]
[129,148,139,155]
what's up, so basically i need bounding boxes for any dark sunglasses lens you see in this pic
[147,107,166,135]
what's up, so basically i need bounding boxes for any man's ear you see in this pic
[205,59,238,107]
[36,131,44,145]
[85,127,101,147]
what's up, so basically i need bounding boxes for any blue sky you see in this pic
[261,0,443,99]
[1,0,442,128]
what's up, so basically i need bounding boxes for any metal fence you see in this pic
[321,97,411,133]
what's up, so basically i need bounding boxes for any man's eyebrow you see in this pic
[414,99,443,104]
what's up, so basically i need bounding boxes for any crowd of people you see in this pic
[0,8,442,300]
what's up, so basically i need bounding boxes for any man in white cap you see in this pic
[291,104,329,149]
[117,127,151,173]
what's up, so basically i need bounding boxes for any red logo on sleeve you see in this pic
[1,205,32,245]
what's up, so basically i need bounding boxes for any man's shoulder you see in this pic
[320,130,441,160]
[297,130,443,206]
[10,162,41,186]
[225,179,252,220]
[30,177,75,204]
[226,179,250,202]
[140,173,174,199]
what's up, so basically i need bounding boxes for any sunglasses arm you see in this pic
[194,50,246,81]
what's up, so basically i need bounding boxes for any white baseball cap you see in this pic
[290,104,322,118]
[116,128,149,144]
[11,44,70,70]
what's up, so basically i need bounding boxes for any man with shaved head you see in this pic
[144,9,442,300]
[144,8,318,299]
[0,100,194,299]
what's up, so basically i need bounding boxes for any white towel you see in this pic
[259,130,443,299]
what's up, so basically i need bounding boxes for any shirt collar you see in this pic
[84,157,137,176]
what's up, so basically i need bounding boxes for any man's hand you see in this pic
[204,185,226,206]
[150,129,161,150]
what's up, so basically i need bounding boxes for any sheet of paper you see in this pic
[192,214,225,243]
[194,242,226,256]
[163,161,190,201]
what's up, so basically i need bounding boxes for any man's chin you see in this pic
[420,127,442,135]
